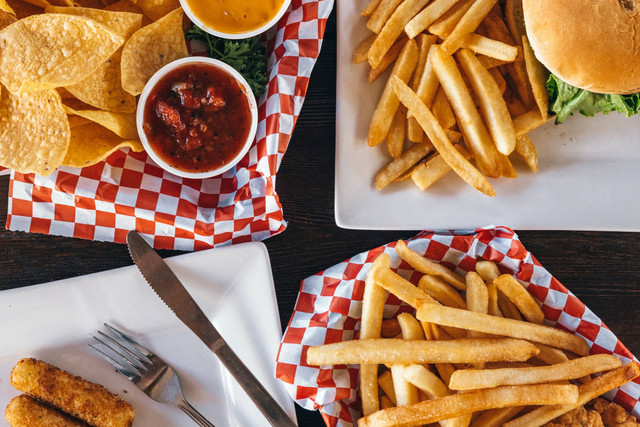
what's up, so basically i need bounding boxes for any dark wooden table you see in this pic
[1,9,639,427]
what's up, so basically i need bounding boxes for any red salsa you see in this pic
[143,63,252,173]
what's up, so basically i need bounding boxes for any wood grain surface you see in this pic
[1,9,639,427]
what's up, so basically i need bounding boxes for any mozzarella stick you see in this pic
[5,394,86,427]
[10,358,135,427]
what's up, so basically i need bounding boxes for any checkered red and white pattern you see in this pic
[4,0,334,250]
[276,226,640,426]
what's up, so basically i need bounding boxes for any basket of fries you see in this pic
[276,226,640,426]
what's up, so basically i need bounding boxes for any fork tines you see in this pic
[89,323,153,381]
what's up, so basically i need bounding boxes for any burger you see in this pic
[518,0,640,123]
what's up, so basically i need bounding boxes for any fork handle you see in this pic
[177,401,216,427]
[212,340,296,427]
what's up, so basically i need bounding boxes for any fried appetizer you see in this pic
[10,358,134,427]
[5,394,87,427]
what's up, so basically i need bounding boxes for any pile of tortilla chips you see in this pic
[0,0,188,176]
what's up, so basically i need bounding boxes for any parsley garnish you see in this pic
[186,25,268,97]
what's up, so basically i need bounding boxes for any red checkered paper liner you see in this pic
[4,0,334,250]
[276,226,640,426]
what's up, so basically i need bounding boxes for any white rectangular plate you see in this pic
[0,242,296,427]
[335,1,640,231]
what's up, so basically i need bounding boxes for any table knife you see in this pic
[126,230,296,427]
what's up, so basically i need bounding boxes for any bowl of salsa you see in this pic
[137,57,258,179]
[180,0,292,39]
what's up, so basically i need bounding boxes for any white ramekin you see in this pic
[180,0,292,40]
[137,57,258,180]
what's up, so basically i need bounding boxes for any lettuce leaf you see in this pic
[547,74,640,124]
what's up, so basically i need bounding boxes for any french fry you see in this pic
[372,266,439,308]
[367,0,404,34]
[522,35,549,119]
[465,271,489,340]
[469,406,525,427]
[513,109,552,137]
[478,55,510,69]
[357,384,579,427]
[376,142,434,190]
[461,34,518,62]
[428,0,474,38]
[430,46,503,177]
[368,0,430,68]
[440,0,499,55]
[402,365,472,427]
[402,365,448,398]
[486,282,503,317]
[504,363,640,427]
[498,289,524,320]
[407,44,440,122]
[378,370,398,405]
[456,48,516,155]
[418,275,466,309]
[405,0,461,39]
[380,395,395,409]
[354,35,376,64]
[416,304,591,356]
[395,240,467,290]
[475,259,500,282]
[407,34,437,142]
[307,338,540,365]
[482,8,517,46]
[435,362,456,385]
[387,106,406,158]
[505,61,535,109]
[391,76,497,196]
[494,274,544,324]
[381,318,402,338]
[360,253,392,416]
[361,0,384,17]
[514,134,538,172]
[448,354,622,390]
[466,271,489,314]
[368,39,419,147]
[503,85,527,117]
[535,343,570,365]
[504,0,525,46]
[432,87,456,129]
[489,67,507,94]
[398,313,425,340]
[411,144,471,190]
[369,36,407,82]
[393,315,422,407]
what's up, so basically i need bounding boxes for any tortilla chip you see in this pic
[0,14,124,93]
[63,123,143,168]
[44,6,142,38]
[135,0,178,21]
[72,0,105,8]
[67,115,91,128]
[104,0,142,14]
[21,0,50,9]
[121,8,187,96]
[0,86,70,176]
[0,0,14,15]
[63,104,138,139]
[45,7,142,112]
[0,10,16,29]
[5,0,41,18]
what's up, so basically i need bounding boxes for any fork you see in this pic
[89,323,215,427]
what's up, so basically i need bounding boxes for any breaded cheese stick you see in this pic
[10,358,134,427]
[5,394,86,427]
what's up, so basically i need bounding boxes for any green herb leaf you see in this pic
[547,74,640,124]
[186,25,268,97]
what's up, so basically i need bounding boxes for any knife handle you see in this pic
[212,340,296,427]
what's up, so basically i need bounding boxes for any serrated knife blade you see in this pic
[126,230,295,427]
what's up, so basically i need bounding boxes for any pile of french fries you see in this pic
[355,0,553,196]
[307,241,640,426]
